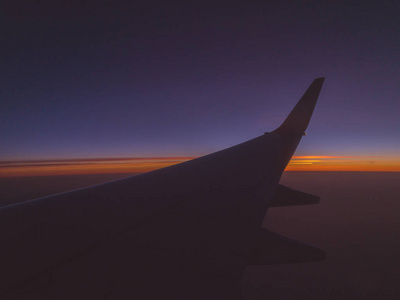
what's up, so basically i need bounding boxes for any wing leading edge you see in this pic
[0,78,325,299]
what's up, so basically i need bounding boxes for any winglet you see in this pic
[275,77,325,135]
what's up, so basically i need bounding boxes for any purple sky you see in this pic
[2,1,400,161]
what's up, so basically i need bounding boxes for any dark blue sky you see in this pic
[2,1,399,160]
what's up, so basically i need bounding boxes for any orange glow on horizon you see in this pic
[1,155,400,177]
[286,156,400,172]
[0,157,194,177]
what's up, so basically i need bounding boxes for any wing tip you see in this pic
[313,77,325,87]
[274,77,325,135]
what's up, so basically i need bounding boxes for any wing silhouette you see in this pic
[0,78,325,299]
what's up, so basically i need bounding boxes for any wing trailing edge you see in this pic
[248,228,326,265]
[271,184,320,207]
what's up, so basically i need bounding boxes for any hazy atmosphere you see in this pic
[2,171,399,299]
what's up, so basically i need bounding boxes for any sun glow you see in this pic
[286,156,400,172]
[0,157,194,177]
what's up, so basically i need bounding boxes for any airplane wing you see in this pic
[0,78,325,299]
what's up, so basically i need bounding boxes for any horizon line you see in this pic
[1,155,400,177]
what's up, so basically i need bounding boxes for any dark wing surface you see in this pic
[0,78,325,299]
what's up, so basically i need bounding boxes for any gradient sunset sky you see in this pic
[2,1,400,173]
